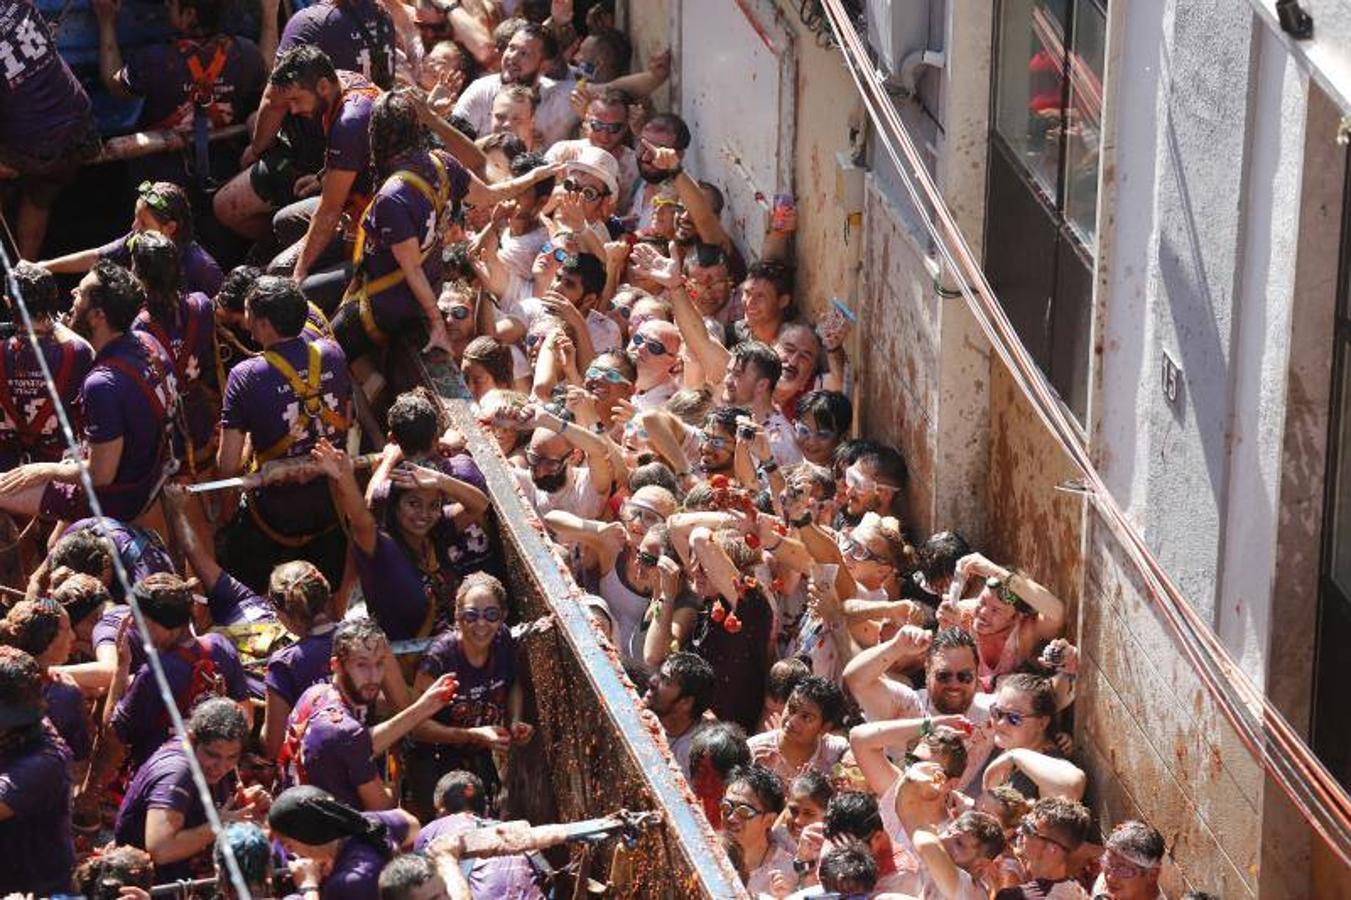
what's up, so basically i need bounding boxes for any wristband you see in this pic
[920,716,933,737]
[790,513,813,529]
[299,885,321,893]
[757,459,779,476]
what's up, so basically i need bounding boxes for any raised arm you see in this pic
[312,440,378,556]
[982,748,1087,801]
[842,626,931,721]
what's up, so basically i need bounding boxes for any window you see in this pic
[1312,151,1351,789]
[984,0,1106,421]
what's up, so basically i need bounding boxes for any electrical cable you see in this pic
[818,0,1351,866]
[0,246,253,898]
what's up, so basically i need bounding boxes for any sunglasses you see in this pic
[587,118,626,135]
[630,332,669,356]
[634,549,661,568]
[1018,818,1072,853]
[447,306,470,321]
[539,242,571,264]
[718,799,765,821]
[137,181,174,218]
[698,431,730,451]
[562,177,608,203]
[585,365,630,386]
[614,305,633,320]
[621,501,664,525]
[458,607,503,624]
[525,449,568,471]
[990,704,1040,727]
[932,669,976,685]
[794,421,837,442]
[525,332,547,350]
[841,535,889,566]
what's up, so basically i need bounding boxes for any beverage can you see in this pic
[818,297,857,351]
[771,193,795,232]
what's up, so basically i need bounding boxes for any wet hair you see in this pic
[730,341,782,392]
[75,845,154,896]
[9,261,62,319]
[788,675,846,727]
[925,725,970,780]
[510,150,555,198]
[745,259,793,297]
[663,651,715,719]
[785,461,836,500]
[175,0,225,33]
[682,242,730,273]
[88,261,147,333]
[448,113,477,140]
[954,810,1007,860]
[856,443,908,493]
[187,697,248,746]
[332,616,388,661]
[629,461,679,497]
[833,438,877,476]
[0,599,64,658]
[927,626,978,671]
[245,275,308,338]
[215,265,262,313]
[999,672,1058,720]
[462,336,514,387]
[0,646,44,735]
[789,770,834,809]
[984,784,1033,829]
[765,656,810,703]
[796,389,852,436]
[726,763,785,815]
[563,252,606,297]
[1106,820,1166,866]
[434,769,487,815]
[819,841,878,892]
[688,721,750,779]
[704,404,750,435]
[665,388,712,425]
[379,853,438,900]
[130,229,183,328]
[138,181,195,243]
[498,83,539,113]
[824,791,883,841]
[388,387,446,456]
[587,27,632,74]
[370,92,428,179]
[269,785,389,849]
[917,531,971,582]
[697,180,726,216]
[53,572,111,629]
[132,572,194,629]
[215,824,272,898]
[270,44,338,92]
[50,528,115,578]
[1031,797,1093,851]
[455,572,507,610]
[267,561,331,629]
[644,112,691,151]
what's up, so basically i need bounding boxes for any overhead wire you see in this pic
[0,242,253,898]
[818,0,1351,866]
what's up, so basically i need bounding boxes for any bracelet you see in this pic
[299,885,321,893]
[920,716,933,737]
[757,459,779,476]
[789,513,813,529]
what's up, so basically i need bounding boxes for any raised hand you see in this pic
[627,242,681,288]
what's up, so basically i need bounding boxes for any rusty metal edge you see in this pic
[415,355,748,899]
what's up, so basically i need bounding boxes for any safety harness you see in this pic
[157,637,227,730]
[138,305,216,473]
[0,334,79,460]
[92,333,178,513]
[148,36,233,188]
[277,682,350,787]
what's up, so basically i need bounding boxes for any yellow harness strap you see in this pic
[255,342,348,464]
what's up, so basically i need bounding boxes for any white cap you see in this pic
[565,145,620,199]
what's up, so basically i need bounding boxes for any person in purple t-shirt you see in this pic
[217,276,353,592]
[114,698,269,881]
[0,646,76,896]
[0,262,94,470]
[277,0,396,89]
[130,230,220,474]
[269,785,418,900]
[213,265,333,379]
[405,573,531,821]
[280,616,458,811]
[39,181,225,298]
[0,598,90,763]
[412,769,546,898]
[79,574,249,820]
[0,0,100,259]
[0,262,175,526]
[92,0,265,186]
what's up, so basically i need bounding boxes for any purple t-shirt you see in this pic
[415,814,544,899]
[324,71,377,201]
[370,452,498,579]
[0,0,92,161]
[354,529,456,641]
[0,722,75,895]
[114,740,233,881]
[111,633,249,767]
[207,571,279,627]
[0,329,94,467]
[286,681,378,809]
[80,331,176,519]
[359,149,470,332]
[118,35,265,131]
[265,625,335,708]
[44,677,91,761]
[221,335,351,535]
[93,603,144,672]
[417,628,515,730]
[98,234,225,298]
[133,292,219,457]
[277,0,395,89]
[65,516,176,601]
[315,810,409,900]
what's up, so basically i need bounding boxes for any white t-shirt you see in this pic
[868,680,995,794]
[514,297,622,355]
[632,378,679,412]
[454,72,581,146]
[513,462,606,519]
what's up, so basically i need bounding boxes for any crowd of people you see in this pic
[0,0,1224,897]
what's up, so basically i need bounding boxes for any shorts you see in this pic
[38,481,93,521]
[332,294,428,363]
[248,142,305,209]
